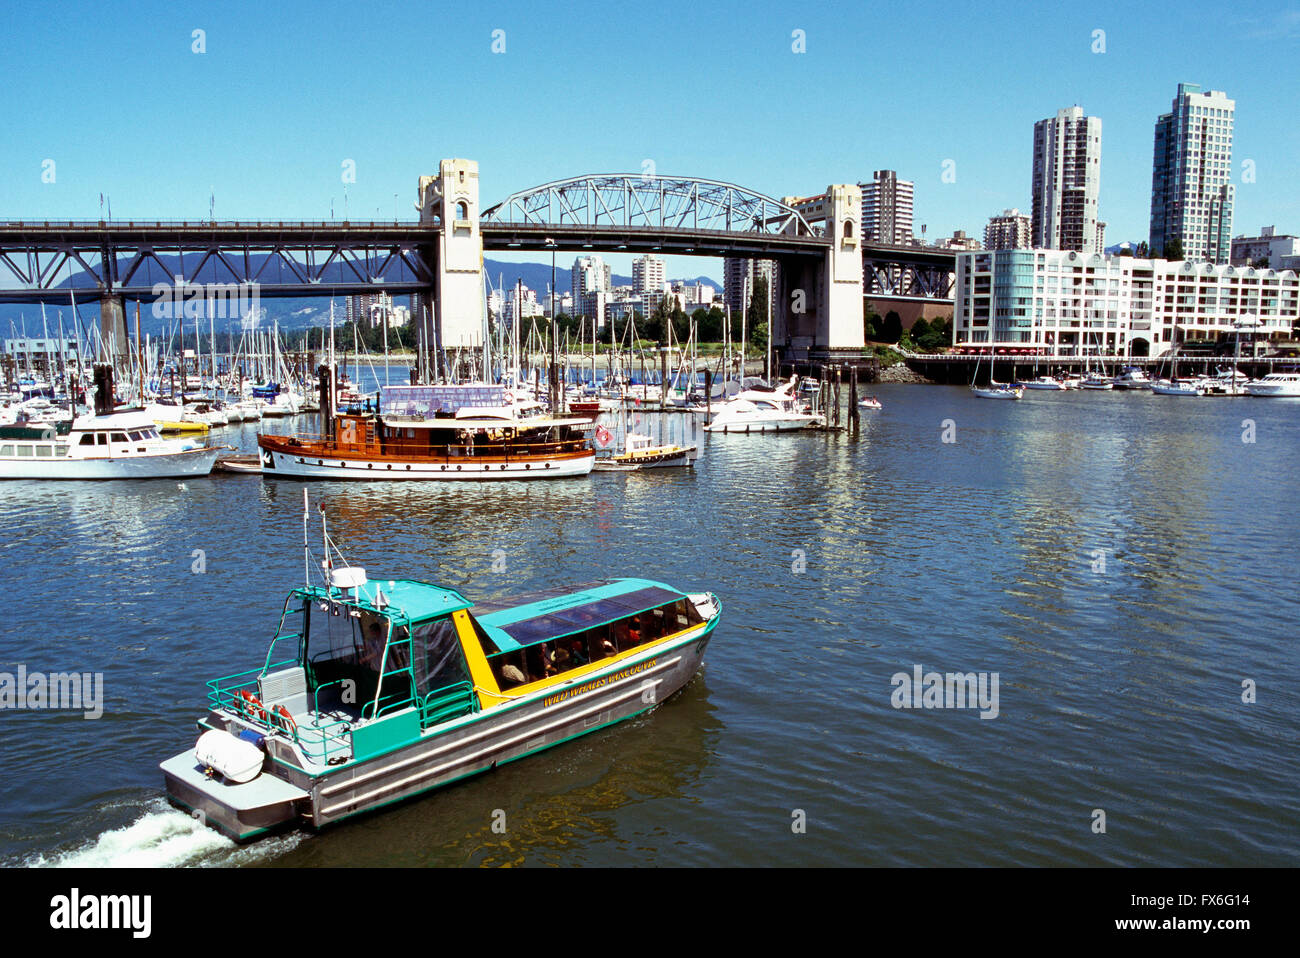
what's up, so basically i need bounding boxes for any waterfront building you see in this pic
[985,209,1032,250]
[1231,226,1300,267]
[953,249,1299,356]
[860,170,914,245]
[346,291,407,329]
[1149,83,1235,263]
[1031,106,1103,254]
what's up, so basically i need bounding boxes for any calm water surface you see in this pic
[1,381,1297,866]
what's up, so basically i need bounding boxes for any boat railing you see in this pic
[419,681,479,728]
[271,436,591,458]
[206,658,298,716]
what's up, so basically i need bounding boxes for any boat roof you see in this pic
[70,410,161,431]
[381,414,593,430]
[297,579,473,623]
[473,577,687,652]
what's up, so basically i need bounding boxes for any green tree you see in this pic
[1135,240,1150,258]
[864,310,882,341]
[752,321,768,353]
[1164,238,1185,261]
[745,276,770,345]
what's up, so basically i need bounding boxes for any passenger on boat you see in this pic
[500,663,527,687]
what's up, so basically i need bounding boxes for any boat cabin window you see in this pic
[35,445,53,457]
[0,445,11,456]
[16,445,33,458]
[111,432,130,443]
[78,434,95,446]
[96,434,108,445]
[483,595,705,689]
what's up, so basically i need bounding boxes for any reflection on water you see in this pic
[2,385,1298,866]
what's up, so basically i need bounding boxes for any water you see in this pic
[1,385,1297,867]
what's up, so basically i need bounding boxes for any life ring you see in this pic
[271,704,297,735]
[503,390,514,403]
[238,689,266,721]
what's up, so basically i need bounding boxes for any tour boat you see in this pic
[704,379,823,432]
[0,409,223,479]
[257,383,596,480]
[161,501,721,841]
[1245,372,1300,398]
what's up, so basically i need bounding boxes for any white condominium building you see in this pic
[953,249,1299,357]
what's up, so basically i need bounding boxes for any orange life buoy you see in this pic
[272,704,297,735]
[238,689,266,721]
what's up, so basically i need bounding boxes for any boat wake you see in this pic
[24,798,303,868]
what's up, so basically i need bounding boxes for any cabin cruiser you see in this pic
[1150,378,1206,397]
[704,379,823,432]
[1111,366,1154,390]
[258,383,596,479]
[1020,376,1069,391]
[1245,371,1300,398]
[162,513,721,841]
[0,409,222,479]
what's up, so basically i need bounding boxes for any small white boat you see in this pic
[971,384,1024,400]
[1112,367,1154,390]
[1021,376,1068,391]
[704,379,822,432]
[592,433,696,471]
[1151,379,1205,397]
[858,396,883,410]
[1080,373,1114,391]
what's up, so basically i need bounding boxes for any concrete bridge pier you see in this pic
[99,294,128,365]
[775,183,865,364]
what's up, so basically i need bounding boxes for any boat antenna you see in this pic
[303,489,311,589]
[319,499,330,579]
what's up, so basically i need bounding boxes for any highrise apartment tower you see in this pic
[1031,106,1102,253]
[1149,82,1235,263]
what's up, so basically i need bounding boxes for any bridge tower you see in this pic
[416,159,484,379]
[775,183,864,362]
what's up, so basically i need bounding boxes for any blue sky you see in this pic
[2,0,1297,282]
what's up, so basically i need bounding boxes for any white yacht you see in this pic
[704,380,822,432]
[1245,372,1300,398]
[0,410,223,479]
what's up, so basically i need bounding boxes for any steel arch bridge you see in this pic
[481,174,822,240]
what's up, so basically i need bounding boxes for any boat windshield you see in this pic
[302,601,470,720]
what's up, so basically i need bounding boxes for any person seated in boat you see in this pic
[499,662,527,688]
[538,643,559,678]
[626,616,642,647]
[569,639,589,667]
[550,644,572,672]
[359,620,387,670]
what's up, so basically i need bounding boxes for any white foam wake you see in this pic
[27,800,236,869]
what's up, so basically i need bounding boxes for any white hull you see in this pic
[0,445,221,480]
[1245,383,1300,397]
[704,415,818,433]
[971,386,1023,400]
[260,447,595,479]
